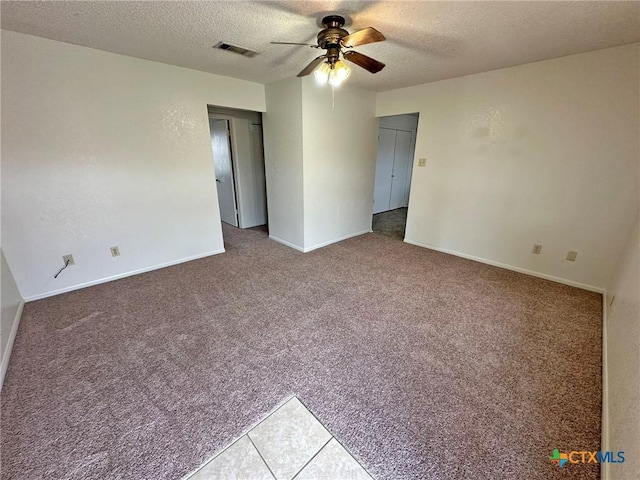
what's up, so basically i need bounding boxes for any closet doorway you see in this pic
[372,113,419,240]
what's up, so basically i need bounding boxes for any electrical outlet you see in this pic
[566,251,578,262]
[110,246,120,257]
[62,254,75,265]
[418,158,427,167]
[532,244,542,254]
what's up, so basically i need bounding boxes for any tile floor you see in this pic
[186,397,373,480]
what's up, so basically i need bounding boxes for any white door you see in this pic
[210,119,238,227]
[389,130,413,210]
[373,128,396,214]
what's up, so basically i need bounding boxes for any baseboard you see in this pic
[302,230,371,253]
[268,235,305,252]
[23,248,226,301]
[1,300,25,390]
[269,230,371,254]
[601,294,610,480]
[403,238,605,294]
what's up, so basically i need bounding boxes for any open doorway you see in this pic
[207,106,268,234]
[372,113,419,240]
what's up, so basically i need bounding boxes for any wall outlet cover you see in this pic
[418,158,427,167]
[62,254,74,265]
[566,251,578,262]
[532,244,542,254]
[110,246,120,257]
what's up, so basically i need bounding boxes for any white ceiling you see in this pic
[1,1,639,92]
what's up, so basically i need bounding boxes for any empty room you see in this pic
[1,1,638,479]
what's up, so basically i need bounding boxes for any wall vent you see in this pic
[213,42,258,58]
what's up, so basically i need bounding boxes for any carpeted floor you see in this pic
[372,208,407,240]
[1,225,602,479]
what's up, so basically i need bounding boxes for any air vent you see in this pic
[213,42,258,58]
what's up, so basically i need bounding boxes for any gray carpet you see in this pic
[1,225,602,479]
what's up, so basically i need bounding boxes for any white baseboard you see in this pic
[269,235,305,252]
[1,300,24,390]
[269,230,370,253]
[23,249,226,301]
[601,294,610,480]
[302,230,371,253]
[403,238,605,294]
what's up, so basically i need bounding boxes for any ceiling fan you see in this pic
[272,15,386,86]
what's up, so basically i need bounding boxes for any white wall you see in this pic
[301,78,378,250]
[263,78,305,250]
[1,249,24,388]
[603,218,639,479]
[377,43,639,291]
[1,30,265,300]
[264,77,378,252]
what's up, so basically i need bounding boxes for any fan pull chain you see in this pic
[332,85,335,108]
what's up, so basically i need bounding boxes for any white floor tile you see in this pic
[189,435,274,480]
[248,398,331,480]
[294,438,373,480]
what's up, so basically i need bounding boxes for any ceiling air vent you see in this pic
[213,42,258,58]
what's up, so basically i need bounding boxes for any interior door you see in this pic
[373,128,396,214]
[389,130,413,210]
[210,119,238,227]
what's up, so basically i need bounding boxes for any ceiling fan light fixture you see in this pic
[329,60,351,86]
[313,61,332,84]
[314,60,351,86]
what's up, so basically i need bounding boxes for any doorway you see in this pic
[208,106,268,232]
[372,113,419,240]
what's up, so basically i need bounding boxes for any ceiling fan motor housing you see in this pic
[318,15,348,61]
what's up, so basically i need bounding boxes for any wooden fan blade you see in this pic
[341,27,386,48]
[271,42,318,47]
[343,51,385,74]
[297,55,326,77]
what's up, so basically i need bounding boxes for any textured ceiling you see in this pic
[1,1,639,92]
